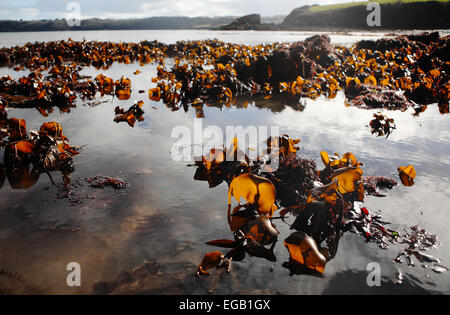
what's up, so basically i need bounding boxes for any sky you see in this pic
[0,0,364,20]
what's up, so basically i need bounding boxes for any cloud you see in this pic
[140,0,239,17]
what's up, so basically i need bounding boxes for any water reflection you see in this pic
[1,89,449,294]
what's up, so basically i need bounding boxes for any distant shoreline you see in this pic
[0,28,447,35]
[1,1,449,33]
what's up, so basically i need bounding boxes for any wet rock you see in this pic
[93,281,114,295]
[430,36,450,61]
[356,40,378,51]
[303,34,335,69]
[131,261,160,278]
[345,80,414,110]
[405,85,436,105]
[407,32,440,45]
[114,270,133,287]
[0,50,10,67]
[267,49,299,83]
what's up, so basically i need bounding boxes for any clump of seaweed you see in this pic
[362,176,398,197]
[113,100,145,127]
[394,225,442,268]
[369,113,396,138]
[87,175,128,189]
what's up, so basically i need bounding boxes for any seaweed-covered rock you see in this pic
[345,80,414,110]
[0,50,10,67]
[407,31,440,45]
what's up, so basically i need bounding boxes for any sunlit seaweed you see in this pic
[191,134,443,292]
[0,113,79,190]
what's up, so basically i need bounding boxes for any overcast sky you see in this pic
[0,0,365,20]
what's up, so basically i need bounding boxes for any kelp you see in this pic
[369,113,396,138]
[227,173,278,218]
[362,176,398,197]
[192,133,443,291]
[0,111,79,190]
[1,33,448,126]
[0,69,135,115]
[398,165,416,187]
[114,100,145,127]
[86,176,128,189]
[283,231,327,274]
[146,33,448,115]
[197,215,279,278]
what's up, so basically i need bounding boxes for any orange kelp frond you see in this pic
[228,173,277,217]
[320,151,330,167]
[398,165,416,186]
[342,152,359,167]
[148,87,161,102]
[116,89,131,100]
[284,232,326,274]
[12,140,35,155]
[282,134,300,156]
[39,121,67,140]
[244,216,279,245]
[7,118,27,140]
[364,75,377,86]
[334,167,363,195]
[320,151,360,169]
[196,251,224,277]
[228,204,253,232]
[316,150,364,204]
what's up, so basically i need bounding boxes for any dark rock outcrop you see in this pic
[219,14,261,30]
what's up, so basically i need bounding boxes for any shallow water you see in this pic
[0,29,388,47]
[0,30,449,295]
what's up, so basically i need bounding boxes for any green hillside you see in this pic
[309,0,450,13]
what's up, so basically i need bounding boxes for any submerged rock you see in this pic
[345,80,414,111]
